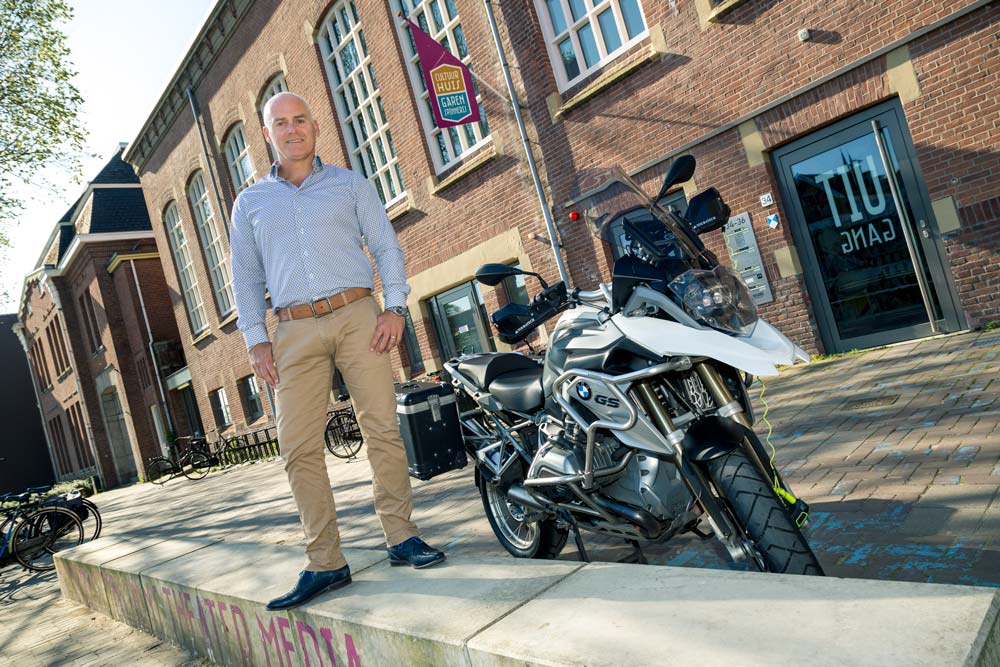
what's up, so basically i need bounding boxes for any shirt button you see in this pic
[309,273,315,279]
[303,251,309,257]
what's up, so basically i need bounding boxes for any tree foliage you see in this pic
[0,0,85,234]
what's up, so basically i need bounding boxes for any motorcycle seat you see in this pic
[489,366,545,413]
[454,353,540,390]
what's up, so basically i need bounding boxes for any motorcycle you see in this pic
[442,156,824,575]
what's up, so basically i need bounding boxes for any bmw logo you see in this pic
[576,382,592,400]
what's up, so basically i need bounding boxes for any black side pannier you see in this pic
[395,381,466,481]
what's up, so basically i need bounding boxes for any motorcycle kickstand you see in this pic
[619,539,648,565]
[559,509,590,563]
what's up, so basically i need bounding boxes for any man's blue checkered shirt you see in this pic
[229,157,410,350]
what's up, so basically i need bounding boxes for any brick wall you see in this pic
[130,0,999,414]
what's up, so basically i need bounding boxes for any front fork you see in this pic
[692,362,809,526]
[631,362,808,557]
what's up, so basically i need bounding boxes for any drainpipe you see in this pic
[481,0,570,285]
[46,277,105,489]
[187,87,230,227]
[12,321,61,481]
[129,258,176,454]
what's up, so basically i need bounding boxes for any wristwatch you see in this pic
[384,306,407,317]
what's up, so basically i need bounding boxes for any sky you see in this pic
[0,0,217,313]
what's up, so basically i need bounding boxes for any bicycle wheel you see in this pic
[13,506,85,571]
[223,438,247,466]
[77,498,103,541]
[182,452,211,480]
[324,411,364,458]
[147,457,174,485]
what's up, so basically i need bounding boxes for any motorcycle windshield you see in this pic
[567,167,703,270]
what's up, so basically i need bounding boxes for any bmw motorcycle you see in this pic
[443,156,823,575]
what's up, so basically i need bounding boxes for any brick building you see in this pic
[0,313,54,495]
[122,0,999,441]
[14,147,191,488]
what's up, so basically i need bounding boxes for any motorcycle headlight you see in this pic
[669,265,758,336]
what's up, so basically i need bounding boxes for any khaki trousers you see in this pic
[272,295,418,571]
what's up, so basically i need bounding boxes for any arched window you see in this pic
[393,0,491,173]
[187,172,235,316]
[260,74,289,161]
[224,123,256,194]
[260,73,288,112]
[164,202,209,334]
[317,1,405,206]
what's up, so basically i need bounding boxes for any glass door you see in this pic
[428,282,495,359]
[773,101,961,352]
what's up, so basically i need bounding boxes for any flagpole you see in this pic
[480,1,571,286]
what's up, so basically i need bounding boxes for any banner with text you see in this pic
[404,17,480,128]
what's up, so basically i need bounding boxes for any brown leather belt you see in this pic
[276,288,371,321]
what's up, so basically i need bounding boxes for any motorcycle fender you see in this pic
[610,315,808,377]
[681,416,750,462]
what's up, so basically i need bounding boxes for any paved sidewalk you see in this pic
[1,330,998,665]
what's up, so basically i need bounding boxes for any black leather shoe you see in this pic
[387,536,446,569]
[266,566,352,610]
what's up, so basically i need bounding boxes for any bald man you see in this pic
[229,92,445,611]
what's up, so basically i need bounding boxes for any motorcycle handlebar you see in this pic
[572,283,611,305]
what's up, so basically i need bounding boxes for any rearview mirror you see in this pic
[474,263,520,286]
[656,155,696,201]
[476,263,549,289]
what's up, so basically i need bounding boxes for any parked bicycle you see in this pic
[23,485,103,542]
[146,436,212,485]
[324,406,364,459]
[0,491,85,571]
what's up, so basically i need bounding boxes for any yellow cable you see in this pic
[716,213,795,504]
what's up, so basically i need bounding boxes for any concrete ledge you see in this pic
[56,539,1000,666]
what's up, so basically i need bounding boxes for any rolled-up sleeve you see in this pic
[354,173,410,310]
[229,197,270,350]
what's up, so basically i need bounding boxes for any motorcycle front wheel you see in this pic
[706,449,824,576]
[480,478,568,560]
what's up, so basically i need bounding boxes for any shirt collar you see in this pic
[267,155,324,181]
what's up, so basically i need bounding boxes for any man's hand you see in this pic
[370,311,404,354]
[249,342,279,386]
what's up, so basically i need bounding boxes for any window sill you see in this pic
[191,329,213,346]
[547,26,667,122]
[695,0,748,28]
[387,197,415,222]
[427,144,498,196]
[218,311,239,329]
[91,345,106,358]
[57,368,73,382]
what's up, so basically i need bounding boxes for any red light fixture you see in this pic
[568,211,580,221]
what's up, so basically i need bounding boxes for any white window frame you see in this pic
[188,172,235,317]
[164,202,209,335]
[210,387,233,428]
[260,74,289,162]
[224,124,256,194]
[317,1,406,207]
[392,0,491,174]
[535,0,648,91]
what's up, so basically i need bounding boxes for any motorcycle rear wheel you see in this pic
[707,449,824,576]
[480,479,568,560]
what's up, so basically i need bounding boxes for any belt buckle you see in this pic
[312,297,332,318]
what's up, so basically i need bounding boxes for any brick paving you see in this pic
[1,330,998,665]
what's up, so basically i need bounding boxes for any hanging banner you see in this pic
[403,17,481,127]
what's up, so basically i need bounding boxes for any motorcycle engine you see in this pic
[531,420,624,486]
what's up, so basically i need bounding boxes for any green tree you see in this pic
[0,0,85,240]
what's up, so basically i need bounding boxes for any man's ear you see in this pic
[263,125,273,145]
[313,119,320,137]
